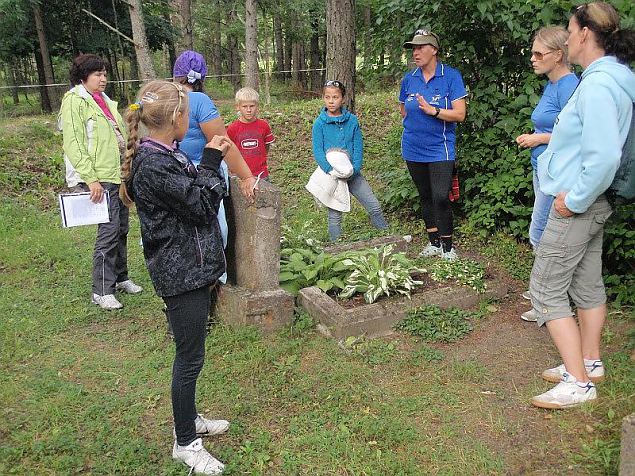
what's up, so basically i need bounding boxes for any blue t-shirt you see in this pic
[399,63,467,162]
[530,73,579,169]
[179,91,220,166]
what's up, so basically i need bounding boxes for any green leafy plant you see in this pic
[339,245,424,304]
[279,247,353,295]
[395,305,478,343]
[428,258,486,293]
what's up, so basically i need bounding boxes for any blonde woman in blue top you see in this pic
[515,26,578,322]
[529,2,635,409]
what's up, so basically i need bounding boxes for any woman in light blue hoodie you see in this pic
[311,80,389,241]
[529,2,635,410]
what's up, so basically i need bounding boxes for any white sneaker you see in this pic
[172,438,225,475]
[419,243,443,258]
[542,360,605,384]
[520,309,538,322]
[522,290,531,300]
[195,415,230,437]
[441,248,457,261]
[531,372,597,409]
[115,279,143,294]
[91,293,123,310]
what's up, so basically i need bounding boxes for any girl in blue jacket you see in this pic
[311,80,389,241]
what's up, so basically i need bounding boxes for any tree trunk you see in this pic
[128,0,157,80]
[226,7,241,91]
[33,4,59,111]
[309,17,321,92]
[273,14,283,78]
[210,1,222,80]
[162,8,177,68]
[7,63,19,105]
[326,0,356,111]
[283,23,292,80]
[34,50,51,113]
[170,0,193,53]
[291,15,306,90]
[262,11,271,104]
[244,0,259,89]
[363,4,373,68]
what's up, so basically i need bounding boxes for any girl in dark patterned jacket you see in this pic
[120,80,230,475]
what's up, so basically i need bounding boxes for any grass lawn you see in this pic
[0,93,633,475]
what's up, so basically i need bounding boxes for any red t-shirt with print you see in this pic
[226,118,275,177]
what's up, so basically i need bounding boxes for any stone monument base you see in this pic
[216,285,295,334]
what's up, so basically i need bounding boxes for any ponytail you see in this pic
[606,28,635,65]
[119,106,141,207]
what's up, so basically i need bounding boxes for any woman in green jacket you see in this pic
[59,54,142,309]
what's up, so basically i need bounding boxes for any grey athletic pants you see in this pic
[76,182,130,296]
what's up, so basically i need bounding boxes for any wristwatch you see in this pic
[433,106,441,118]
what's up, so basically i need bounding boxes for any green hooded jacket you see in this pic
[58,85,126,186]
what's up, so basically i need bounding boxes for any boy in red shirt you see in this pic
[226,87,275,180]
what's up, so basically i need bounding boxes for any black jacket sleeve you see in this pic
[135,152,226,225]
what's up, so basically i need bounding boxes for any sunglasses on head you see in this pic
[324,80,343,88]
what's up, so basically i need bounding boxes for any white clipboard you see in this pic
[59,191,110,228]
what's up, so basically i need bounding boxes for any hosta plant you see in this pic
[339,245,424,304]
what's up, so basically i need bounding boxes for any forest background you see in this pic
[0,0,633,303]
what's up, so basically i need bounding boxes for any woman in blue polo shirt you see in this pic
[399,30,467,260]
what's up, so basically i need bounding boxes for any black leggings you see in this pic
[406,160,454,236]
[163,284,218,446]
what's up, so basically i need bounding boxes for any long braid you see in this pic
[118,80,189,207]
[119,107,141,206]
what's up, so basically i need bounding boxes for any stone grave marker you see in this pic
[216,177,294,333]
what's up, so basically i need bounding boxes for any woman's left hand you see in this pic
[554,192,574,217]
[516,133,542,149]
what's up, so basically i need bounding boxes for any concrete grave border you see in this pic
[298,280,508,340]
[297,235,508,339]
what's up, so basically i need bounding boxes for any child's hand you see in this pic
[239,176,257,202]
[205,135,231,155]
